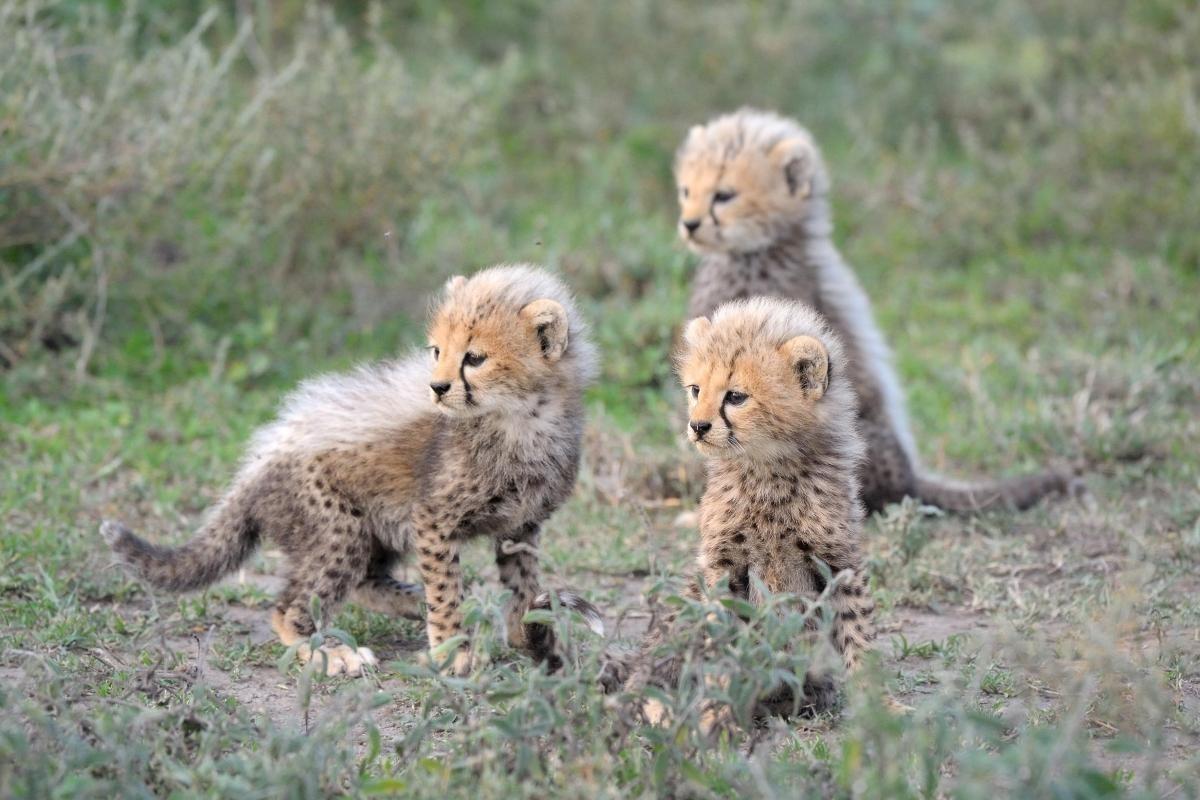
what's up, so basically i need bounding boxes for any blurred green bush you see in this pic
[2,0,1196,403]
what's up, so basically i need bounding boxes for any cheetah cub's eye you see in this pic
[724,390,748,406]
[680,186,689,198]
[688,384,700,399]
[713,189,737,203]
[429,345,440,361]
[463,352,487,368]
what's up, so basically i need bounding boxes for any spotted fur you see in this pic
[101,264,600,676]
[676,108,1071,513]
[610,298,874,727]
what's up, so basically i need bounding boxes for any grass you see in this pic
[2,0,1199,796]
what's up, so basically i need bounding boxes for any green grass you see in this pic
[2,0,1199,796]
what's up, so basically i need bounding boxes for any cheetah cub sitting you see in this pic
[676,108,1072,513]
[679,298,874,672]
[612,297,875,724]
[102,264,602,677]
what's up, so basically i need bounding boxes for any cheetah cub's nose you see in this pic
[689,420,713,438]
[682,219,702,235]
[430,381,451,398]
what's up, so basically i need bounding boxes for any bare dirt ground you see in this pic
[91,513,1198,769]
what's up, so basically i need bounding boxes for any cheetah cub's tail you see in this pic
[914,468,1076,513]
[523,590,605,668]
[530,590,606,636]
[100,495,259,592]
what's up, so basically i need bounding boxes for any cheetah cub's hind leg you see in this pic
[271,520,378,677]
[351,574,424,620]
[270,608,378,677]
[350,551,425,621]
[828,569,876,674]
[857,420,917,513]
[495,524,545,654]
[496,525,606,671]
[827,568,912,713]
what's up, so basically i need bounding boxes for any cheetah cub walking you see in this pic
[102,265,601,676]
[609,298,875,724]
[676,108,1071,513]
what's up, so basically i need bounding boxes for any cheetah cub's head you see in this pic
[678,297,853,461]
[426,264,597,416]
[674,108,829,255]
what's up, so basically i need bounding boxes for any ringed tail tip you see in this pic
[533,590,606,636]
[100,519,130,547]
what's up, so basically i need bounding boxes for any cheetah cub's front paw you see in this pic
[303,643,378,677]
[419,645,477,677]
[447,647,475,677]
[641,697,670,726]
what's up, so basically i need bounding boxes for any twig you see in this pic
[4,190,90,304]
[2,224,85,304]
[986,562,1063,578]
[499,539,539,557]
[89,646,129,672]
[0,337,19,368]
[234,2,272,76]
[571,565,651,579]
[74,242,108,381]
[194,626,215,684]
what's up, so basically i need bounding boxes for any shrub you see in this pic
[0,0,512,381]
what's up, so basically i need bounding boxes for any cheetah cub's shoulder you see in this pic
[680,297,874,673]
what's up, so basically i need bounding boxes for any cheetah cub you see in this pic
[609,298,875,725]
[679,297,875,673]
[102,265,601,677]
[676,108,1071,513]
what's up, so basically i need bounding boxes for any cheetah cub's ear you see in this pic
[520,299,569,361]
[444,275,467,295]
[770,138,814,198]
[780,335,830,400]
[683,316,712,348]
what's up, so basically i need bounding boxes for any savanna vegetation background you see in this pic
[2,0,1198,796]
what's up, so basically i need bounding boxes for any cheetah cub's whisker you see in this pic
[612,297,877,730]
[101,264,601,677]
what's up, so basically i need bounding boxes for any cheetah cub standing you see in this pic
[102,265,601,676]
[611,298,874,724]
[676,108,1071,513]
